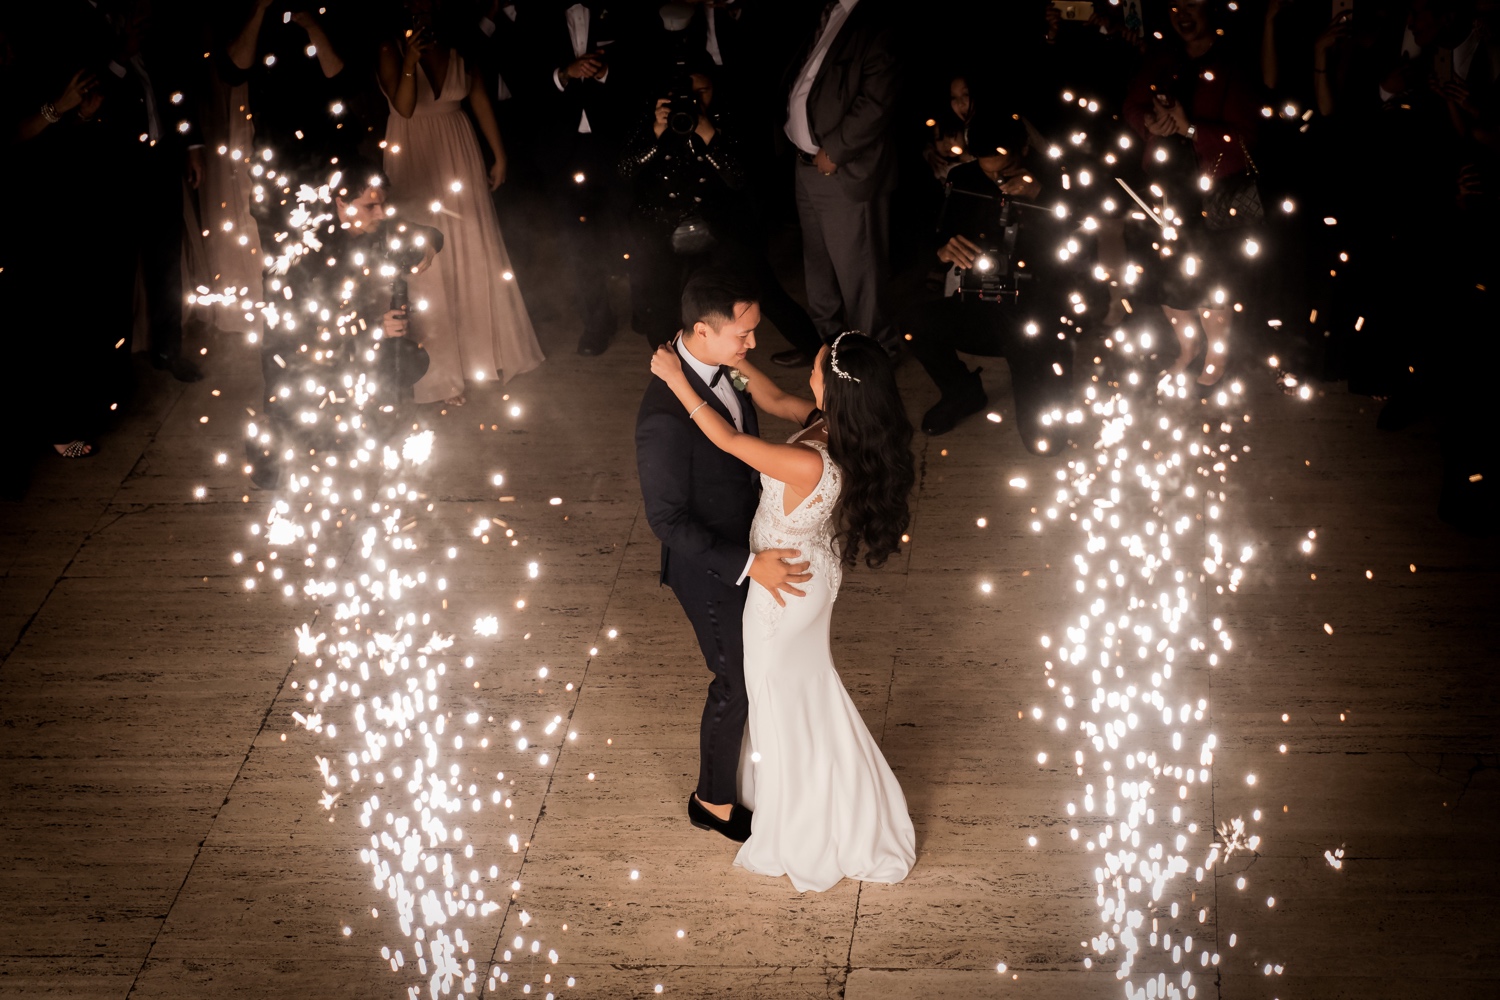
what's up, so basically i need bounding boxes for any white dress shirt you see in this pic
[784,0,859,156]
[705,0,736,67]
[1379,26,1423,102]
[109,56,161,142]
[677,337,754,586]
[552,3,608,133]
[1452,28,1482,82]
[478,5,518,100]
[677,337,742,431]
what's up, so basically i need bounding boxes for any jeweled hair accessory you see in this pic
[830,331,862,383]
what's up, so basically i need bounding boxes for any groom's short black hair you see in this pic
[681,268,760,332]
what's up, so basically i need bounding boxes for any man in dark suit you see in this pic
[108,0,206,381]
[537,0,630,355]
[779,0,898,365]
[635,268,810,841]
[470,0,546,281]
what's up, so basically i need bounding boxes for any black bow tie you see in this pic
[709,365,732,388]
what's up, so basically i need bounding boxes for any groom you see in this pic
[635,269,812,842]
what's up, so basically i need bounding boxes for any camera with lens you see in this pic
[370,226,434,391]
[381,226,434,313]
[941,186,1026,302]
[664,67,702,135]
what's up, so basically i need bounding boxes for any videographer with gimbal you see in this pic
[901,114,1076,454]
[248,161,441,489]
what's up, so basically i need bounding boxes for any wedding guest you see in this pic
[537,0,628,356]
[470,0,546,279]
[619,59,820,355]
[110,0,206,383]
[1022,0,1143,135]
[471,0,534,131]
[1122,0,1262,387]
[783,0,899,359]
[378,0,544,405]
[640,0,744,79]
[1,4,121,459]
[220,0,356,174]
[922,72,978,182]
[188,46,264,337]
[1261,0,1323,103]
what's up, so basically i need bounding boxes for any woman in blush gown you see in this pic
[649,332,917,893]
[378,7,543,405]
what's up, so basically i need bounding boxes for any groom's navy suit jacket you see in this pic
[635,348,761,597]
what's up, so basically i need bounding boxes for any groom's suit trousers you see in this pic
[671,582,749,806]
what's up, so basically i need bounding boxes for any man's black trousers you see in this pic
[904,293,1074,444]
[670,580,749,807]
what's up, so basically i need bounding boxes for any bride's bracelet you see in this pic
[687,401,708,421]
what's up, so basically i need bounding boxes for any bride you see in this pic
[650,332,917,892]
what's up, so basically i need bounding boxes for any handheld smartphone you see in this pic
[1432,46,1454,84]
[1331,0,1354,20]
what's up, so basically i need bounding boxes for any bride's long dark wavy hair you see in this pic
[821,333,914,569]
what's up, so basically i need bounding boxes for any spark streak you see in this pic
[208,146,572,997]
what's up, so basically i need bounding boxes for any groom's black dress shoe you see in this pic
[688,794,752,843]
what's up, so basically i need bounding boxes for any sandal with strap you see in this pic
[53,440,97,459]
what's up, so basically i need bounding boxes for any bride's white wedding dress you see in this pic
[734,428,916,892]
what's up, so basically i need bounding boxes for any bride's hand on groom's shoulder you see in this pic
[650,344,685,386]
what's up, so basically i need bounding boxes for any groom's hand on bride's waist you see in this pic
[749,549,812,607]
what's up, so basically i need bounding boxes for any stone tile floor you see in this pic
[2,310,1496,999]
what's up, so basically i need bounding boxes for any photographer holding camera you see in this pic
[619,59,819,354]
[900,114,1075,454]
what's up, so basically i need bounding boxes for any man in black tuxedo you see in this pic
[537,0,629,356]
[780,0,898,364]
[635,268,811,841]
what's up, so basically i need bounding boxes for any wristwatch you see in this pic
[1185,124,1197,139]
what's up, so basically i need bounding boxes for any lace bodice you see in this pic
[749,434,843,635]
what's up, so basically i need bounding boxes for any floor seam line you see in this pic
[842,430,927,1000]
[2,381,188,671]
[123,521,358,997]
[479,501,643,995]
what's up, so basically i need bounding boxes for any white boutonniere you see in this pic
[729,369,749,393]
